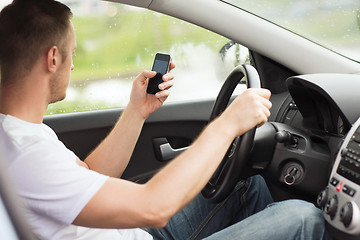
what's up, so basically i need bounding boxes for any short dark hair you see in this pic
[0,0,73,84]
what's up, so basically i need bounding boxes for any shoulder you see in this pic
[0,115,57,150]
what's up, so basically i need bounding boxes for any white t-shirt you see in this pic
[0,114,152,240]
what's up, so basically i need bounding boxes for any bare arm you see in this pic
[82,104,146,177]
[83,64,175,177]
[73,88,272,229]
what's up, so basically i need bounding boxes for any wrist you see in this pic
[124,102,147,122]
[210,114,240,140]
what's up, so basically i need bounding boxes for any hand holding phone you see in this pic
[147,53,172,95]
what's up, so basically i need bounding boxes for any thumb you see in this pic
[137,70,156,84]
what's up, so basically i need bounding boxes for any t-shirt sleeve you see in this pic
[9,142,109,225]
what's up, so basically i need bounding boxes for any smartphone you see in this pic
[147,53,172,94]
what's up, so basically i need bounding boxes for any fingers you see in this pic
[155,89,170,99]
[158,79,174,91]
[259,96,272,117]
[169,62,176,71]
[227,88,272,132]
[162,71,174,82]
[246,88,271,100]
[153,68,174,98]
[136,70,157,84]
[242,88,271,106]
[246,89,272,126]
[157,67,175,91]
[138,62,175,81]
[256,104,271,128]
[134,63,175,99]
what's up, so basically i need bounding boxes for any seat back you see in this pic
[0,150,38,240]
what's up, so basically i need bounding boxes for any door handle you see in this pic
[152,138,189,162]
[160,142,189,161]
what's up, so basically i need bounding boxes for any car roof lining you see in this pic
[103,0,153,8]
[105,0,360,75]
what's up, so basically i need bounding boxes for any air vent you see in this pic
[280,100,298,124]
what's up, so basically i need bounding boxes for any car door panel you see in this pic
[44,100,214,180]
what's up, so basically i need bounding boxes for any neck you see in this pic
[0,75,49,124]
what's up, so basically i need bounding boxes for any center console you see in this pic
[318,117,360,238]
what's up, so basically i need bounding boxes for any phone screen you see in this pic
[147,53,171,94]
[152,59,170,75]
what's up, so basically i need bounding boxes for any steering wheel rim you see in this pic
[201,64,261,203]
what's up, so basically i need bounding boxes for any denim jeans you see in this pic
[144,175,330,240]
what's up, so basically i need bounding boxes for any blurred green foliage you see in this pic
[46,99,108,115]
[46,2,360,115]
[70,8,228,82]
[68,2,360,85]
[46,8,229,115]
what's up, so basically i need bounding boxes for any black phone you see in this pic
[147,53,171,94]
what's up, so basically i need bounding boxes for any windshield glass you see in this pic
[222,0,360,62]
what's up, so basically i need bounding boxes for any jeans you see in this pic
[144,175,329,240]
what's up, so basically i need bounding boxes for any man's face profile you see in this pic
[48,22,76,104]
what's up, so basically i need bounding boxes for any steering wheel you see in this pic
[201,64,261,203]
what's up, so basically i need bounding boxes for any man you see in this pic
[0,0,329,239]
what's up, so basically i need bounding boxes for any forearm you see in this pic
[142,116,240,220]
[84,104,145,177]
[74,88,271,229]
[83,69,174,177]
[75,116,240,229]
[140,89,272,223]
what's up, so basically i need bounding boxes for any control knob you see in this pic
[275,130,298,147]
[317,188,328,210]
[340,202,353,228]
[325,195,338,220]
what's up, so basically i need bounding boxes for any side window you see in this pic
[0,0,249,114]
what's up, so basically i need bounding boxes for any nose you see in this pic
[71,64,75,71]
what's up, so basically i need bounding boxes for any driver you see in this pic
[0,0,330,239]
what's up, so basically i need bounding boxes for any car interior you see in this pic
[1,0,360,239]
[0,151,38,240]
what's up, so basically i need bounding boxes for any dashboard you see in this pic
[286,74,360,136]
[284,73,360,239]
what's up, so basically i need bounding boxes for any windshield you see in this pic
[222,0,360,62]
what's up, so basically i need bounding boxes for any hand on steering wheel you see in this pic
[201,64,264,203]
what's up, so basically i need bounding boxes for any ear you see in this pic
[47,46,60,73]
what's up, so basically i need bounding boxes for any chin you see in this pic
[49,94,66,104]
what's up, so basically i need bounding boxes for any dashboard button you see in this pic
[336,181,344,192]
[330,177,339,187]
[341,148,349,157]
[352,134,360,143]
[343,185,356,197]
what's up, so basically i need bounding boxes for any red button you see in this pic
[336,181,344,192]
